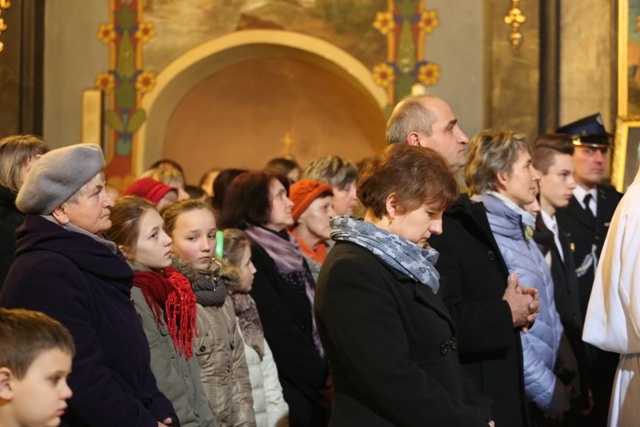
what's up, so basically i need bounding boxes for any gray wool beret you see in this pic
[16,144,106,214]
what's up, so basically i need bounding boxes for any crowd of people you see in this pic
[0,94,635,427]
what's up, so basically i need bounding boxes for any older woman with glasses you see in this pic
[315,144,494,426]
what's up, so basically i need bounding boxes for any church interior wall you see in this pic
[18,0,617,185]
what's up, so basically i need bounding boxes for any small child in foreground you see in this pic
[0,307,75,427]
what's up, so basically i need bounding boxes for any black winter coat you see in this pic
[249,235,328,427]
[315,240,492,426]
[0,185,23,289]
[428,195,530,427]
[0,215,177,427]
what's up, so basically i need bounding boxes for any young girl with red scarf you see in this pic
[108,196,215,427]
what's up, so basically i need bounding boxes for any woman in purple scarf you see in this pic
[219,171,330,427]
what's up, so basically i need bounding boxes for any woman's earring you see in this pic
[388,216,394,225]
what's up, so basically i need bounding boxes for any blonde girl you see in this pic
[162,200,255,426]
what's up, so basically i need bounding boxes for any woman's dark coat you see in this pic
[0,215,177,427]
[0,185,23,288]
[315,240,492,427]
[249,239,328,427]
[428,195,530,427]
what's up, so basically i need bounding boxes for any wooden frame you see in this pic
[612,119,640,191]
[613,0,640,190]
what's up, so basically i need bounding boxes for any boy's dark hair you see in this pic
[0,308,75,379]
[532,133,575,174]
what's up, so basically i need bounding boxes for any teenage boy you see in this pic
[532,134,594,425]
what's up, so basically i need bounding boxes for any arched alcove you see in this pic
[140,30,388,183]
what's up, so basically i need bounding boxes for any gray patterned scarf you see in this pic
[330,216,441,294]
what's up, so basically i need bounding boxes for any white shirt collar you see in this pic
[540,210,564,261]
[572,185,597,211]
[541,210,557,233]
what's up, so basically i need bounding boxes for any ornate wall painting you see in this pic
[95,0,154,189]
[372,0,440,115]
[94,0,438,186]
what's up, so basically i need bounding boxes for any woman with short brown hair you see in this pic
[315,144,494,426]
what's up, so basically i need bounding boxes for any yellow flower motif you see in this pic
[95,72,116,93]
[418,10,440,35]
[417,63,441,86]
[372,63,395,88]
[135,71,156,93]
[97,23,116,44]
[135,22,156,43]
[373,12,395,35]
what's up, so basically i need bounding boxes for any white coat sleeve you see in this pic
[261,339,289,427]
[583,189,640,354]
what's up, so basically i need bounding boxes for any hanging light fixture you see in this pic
[505,0,526,51]
[0,0,10,53]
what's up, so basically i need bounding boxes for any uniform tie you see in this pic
[583,193,596,220]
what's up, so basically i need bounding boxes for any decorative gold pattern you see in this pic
[0,0,11,53]
[504,0,526,51]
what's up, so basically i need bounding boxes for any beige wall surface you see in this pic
[163,56,387,184]
[43,0,109,149]
[560,0,613,130]
[422,0,485,140]
[40,1,615,168]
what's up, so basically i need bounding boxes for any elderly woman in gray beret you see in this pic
[0,144,178,427]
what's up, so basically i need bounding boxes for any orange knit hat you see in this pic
[289,179,333,222]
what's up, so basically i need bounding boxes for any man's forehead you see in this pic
[422,98,455,122]
[549,153,574,169]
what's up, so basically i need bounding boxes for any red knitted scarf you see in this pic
[133,267,197,359]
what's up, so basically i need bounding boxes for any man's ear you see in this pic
[406,132,421,147]
[52,205,69,226]
[0,367,14,401]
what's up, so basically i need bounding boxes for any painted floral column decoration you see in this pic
[95,0,155,189]
[372,0,440,116]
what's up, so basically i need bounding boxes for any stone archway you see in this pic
[139,30,387,183]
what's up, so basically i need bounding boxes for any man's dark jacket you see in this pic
[555,185,622,317]
[429,195,530,427]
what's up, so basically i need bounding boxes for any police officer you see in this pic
[555,112,622,426]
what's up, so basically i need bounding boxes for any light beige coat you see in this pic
[194,296,256,426]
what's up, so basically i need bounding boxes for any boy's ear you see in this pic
[0,367,14,401]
